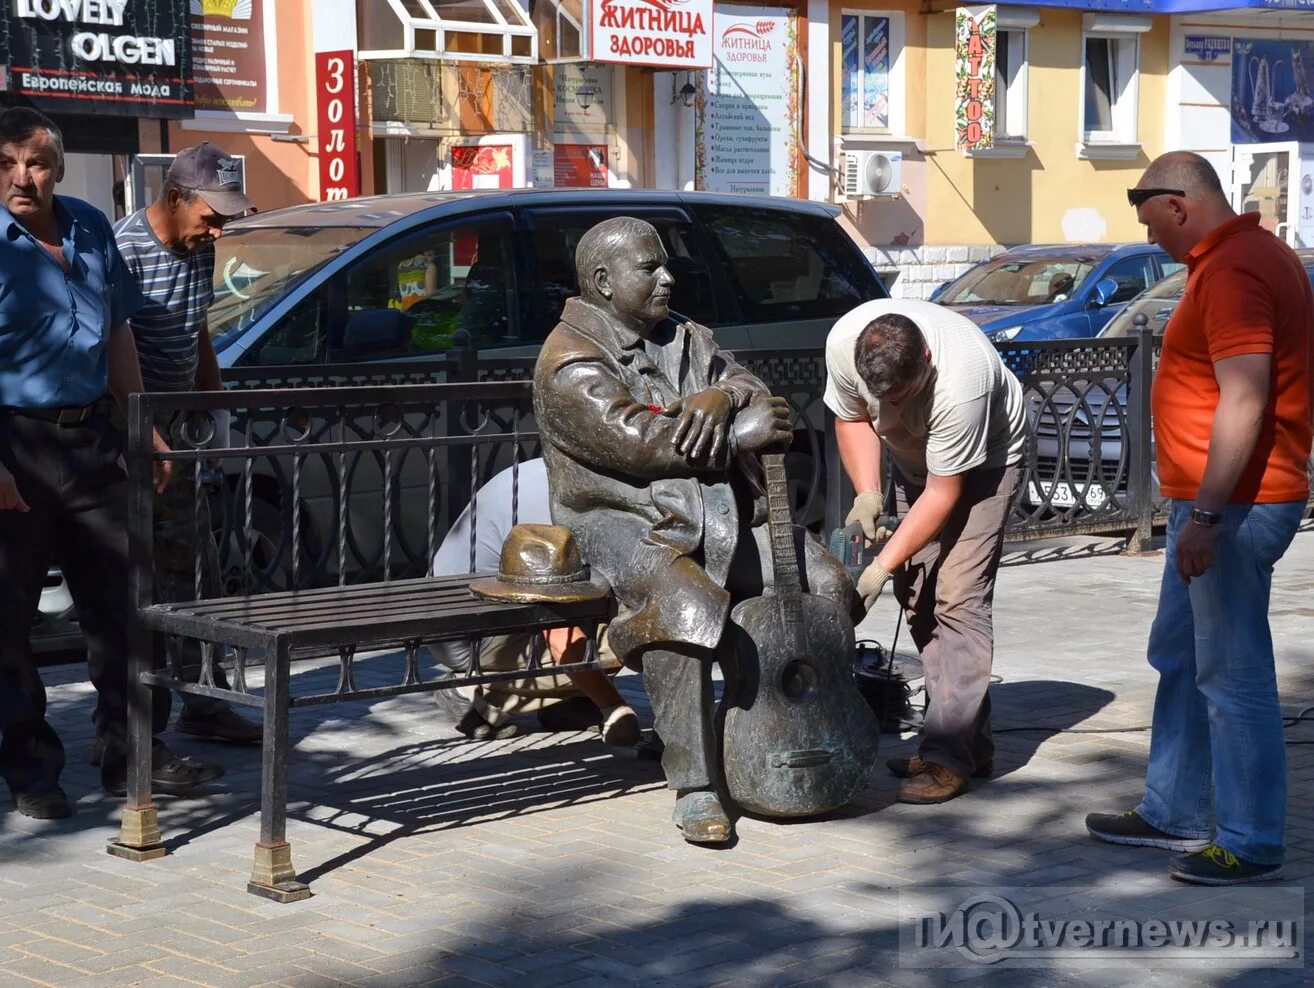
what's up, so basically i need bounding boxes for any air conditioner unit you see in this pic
[844,149,903,199]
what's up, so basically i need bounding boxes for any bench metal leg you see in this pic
[108,629,165,862]
[248,641,309,903]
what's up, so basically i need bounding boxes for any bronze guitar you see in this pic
[722,453,880,818]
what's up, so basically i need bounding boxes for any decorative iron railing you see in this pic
[189,329,1194,596]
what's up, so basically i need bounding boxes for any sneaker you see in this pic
[1169,844,1283,886]
[14,786,73,820]
[104,750,226,797]
[1085,809,1211,852]
[176,707,262,744]
[601,705,640,747]
[888,755,992,779]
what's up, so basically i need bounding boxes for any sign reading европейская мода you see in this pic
[4,0,193,117]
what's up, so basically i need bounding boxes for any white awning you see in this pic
[360,0,538,64]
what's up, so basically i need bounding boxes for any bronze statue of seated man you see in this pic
[533,217,861,845]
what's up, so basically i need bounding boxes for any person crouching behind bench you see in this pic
[462,522,639,746]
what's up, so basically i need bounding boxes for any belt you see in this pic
[3,399,108,425]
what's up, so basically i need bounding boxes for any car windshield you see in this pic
[1098,268,1187,338]
[938,256,1098,306]
[209,225,371,352]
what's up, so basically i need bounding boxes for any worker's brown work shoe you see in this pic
[896,762,969,804]
[887,754,993,779]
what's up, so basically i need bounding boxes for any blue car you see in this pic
[930,243,1183,342]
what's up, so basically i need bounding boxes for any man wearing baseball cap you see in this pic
[110,142,260,752]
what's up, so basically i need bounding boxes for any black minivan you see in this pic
[208,189,888,369]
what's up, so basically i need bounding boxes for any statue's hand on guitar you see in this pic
[732,396,793,454]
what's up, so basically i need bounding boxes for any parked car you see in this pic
[33,189,888,652]
[931,243,1182,342]
[1027,248,1314,512]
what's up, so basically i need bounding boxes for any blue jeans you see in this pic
[1137,499,1305,865]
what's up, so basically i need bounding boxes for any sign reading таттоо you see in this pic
[4,0,193,117]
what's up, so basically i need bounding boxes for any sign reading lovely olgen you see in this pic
[4,0,193,117]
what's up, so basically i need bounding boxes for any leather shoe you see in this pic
[103,748,226,797]
[887,754,992,779]
[14,786,73,820]
[176,707,262,744]
[454,708,519,741]
[896,762,969,804]
[672,790,733,844]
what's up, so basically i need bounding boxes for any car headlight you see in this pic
[990,325,1024,342]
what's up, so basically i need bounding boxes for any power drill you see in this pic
[828,515,901,580]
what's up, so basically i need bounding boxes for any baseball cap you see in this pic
[166,142,254,217]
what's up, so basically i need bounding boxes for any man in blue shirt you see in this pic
[0,107,223,819]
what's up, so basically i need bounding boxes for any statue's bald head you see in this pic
[574,216,673,331]
[1138,151,1226,202]
[575,217,662,300]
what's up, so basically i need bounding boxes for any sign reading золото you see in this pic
[5,0,193,117]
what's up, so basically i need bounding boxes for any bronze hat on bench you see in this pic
[469,523,611,604]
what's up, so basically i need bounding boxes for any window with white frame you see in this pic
[1080,14,1147,146]
[841,12,901,132]
[995,29,1028,142]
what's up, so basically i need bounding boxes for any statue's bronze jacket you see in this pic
[533,297,768,663]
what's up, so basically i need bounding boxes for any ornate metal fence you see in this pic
[210,330,1177,591]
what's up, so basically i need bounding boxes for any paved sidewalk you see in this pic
[3,529,1314,987]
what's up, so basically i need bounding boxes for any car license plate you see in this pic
[1029,480,1107,509]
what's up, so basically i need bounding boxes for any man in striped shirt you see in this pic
[113,143,261,746]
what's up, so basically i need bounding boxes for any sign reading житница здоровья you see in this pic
[3,0,193,117]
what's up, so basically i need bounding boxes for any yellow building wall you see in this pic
[924,8,1171,246]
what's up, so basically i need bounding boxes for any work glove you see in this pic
[857,559,893,612]
[846,491,893,542]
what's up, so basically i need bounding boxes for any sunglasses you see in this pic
[1127,187,1185,208]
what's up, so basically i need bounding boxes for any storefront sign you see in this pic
[1232,38,1314,143]
[4,0,193,117]
[1184,35,1230,62]
[191,0,267,113]
[554,144,608,187]
[315,50,359,201]
[553,62,613,130]
[590,0,713,70]
[954,5,996,152]
[532,148,555,187]
[695,6,800,198]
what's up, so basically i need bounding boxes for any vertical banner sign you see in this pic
[695,6,801,197]
[590,0,714,69]
[191,0,268,113]
[954,5,996,152]
[315,50,359,201]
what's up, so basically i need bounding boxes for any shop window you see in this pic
[1082,35,1138,143]
[995,29,1028,143]
[336,218,518,361]
[841,12,903,133]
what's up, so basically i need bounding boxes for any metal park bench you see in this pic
[105,381,614,902]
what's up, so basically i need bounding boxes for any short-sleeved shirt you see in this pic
[823,299,1028,484]
[0,196,142,408]
[113,209,216,393]
[1152,213,1314,503]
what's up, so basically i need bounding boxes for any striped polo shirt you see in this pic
[113,209,216,393]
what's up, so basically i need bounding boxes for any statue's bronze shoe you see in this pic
[673,790,733,844]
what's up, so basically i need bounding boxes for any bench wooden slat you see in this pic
[157,579,490,623]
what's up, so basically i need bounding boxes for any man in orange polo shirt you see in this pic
[1087,151,1313,885]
